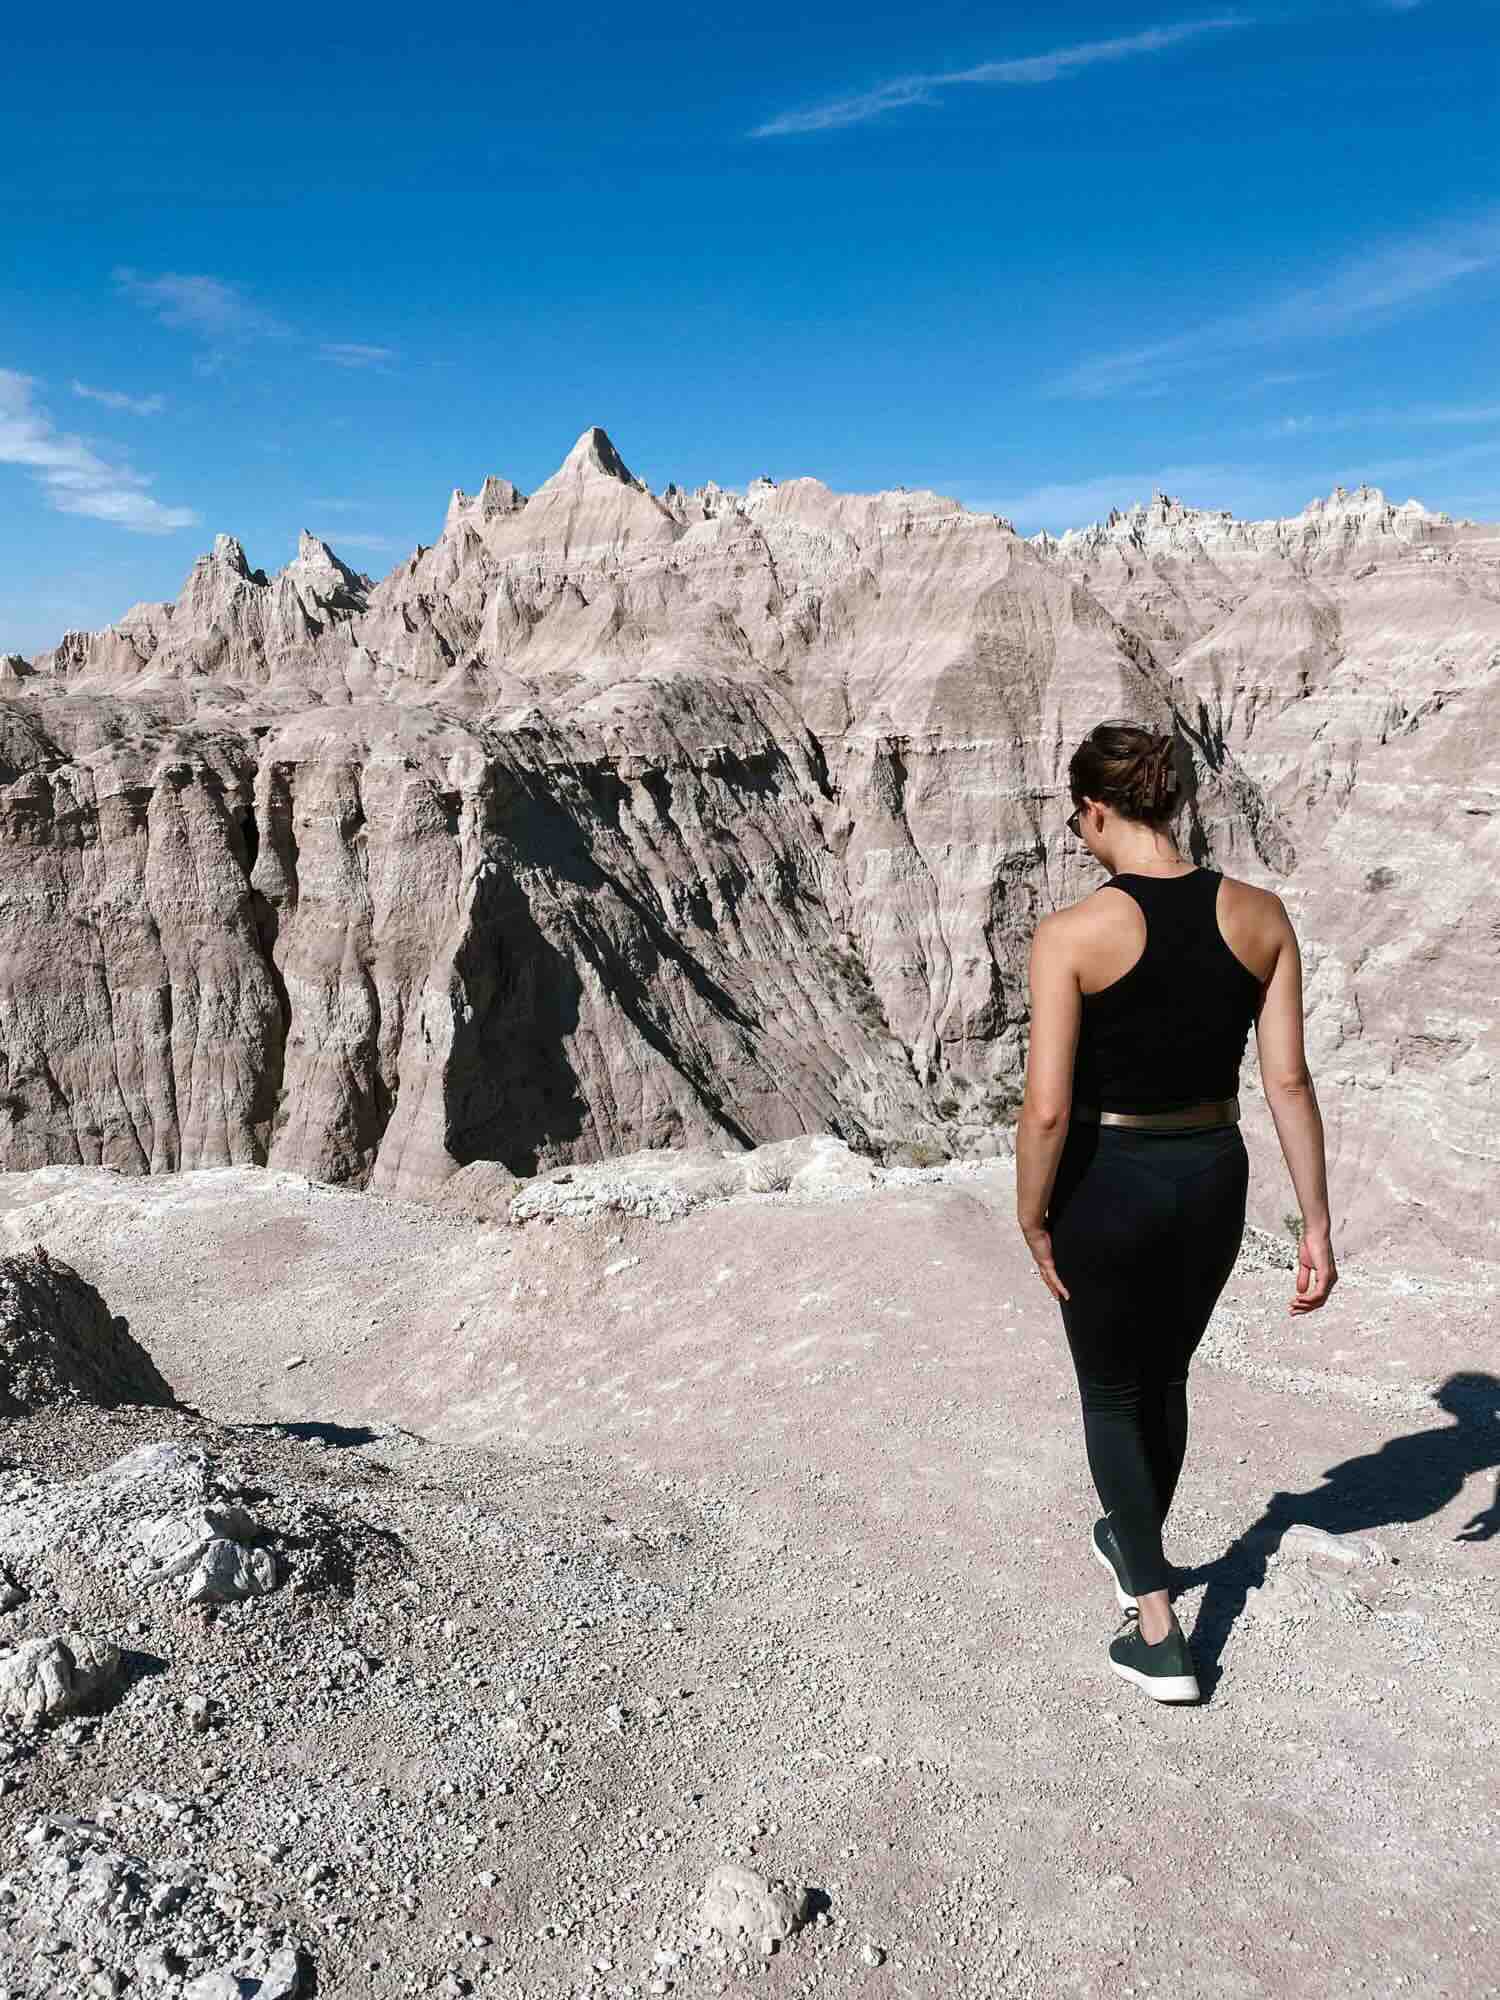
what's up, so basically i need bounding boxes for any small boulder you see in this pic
[185,1540,277,1604]
[184,1974,254,2000]
[1281,1525,1385,1571]
[695,1863,811,1949]
[257,1946,314,1998]
[133,1504,267,1582]
[0,1634,123,1732]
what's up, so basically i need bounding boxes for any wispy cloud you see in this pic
[72,380,166,418]
[1265,401,1500,438]
[113,267,290,341]
[1362,437,1500,481]
[752,18,1246,137]
[115,268,391,375]
[1052,208,1500,398]
[1234,369,1326,396]
[317,343,397,371]
[325,531,402,551]
[0,370,196,534]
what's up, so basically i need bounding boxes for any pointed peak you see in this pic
[446,474,527,528]
[283,529,369,603]
[208,532,253,576]
[476,473,524,515]
[547,426,643,490]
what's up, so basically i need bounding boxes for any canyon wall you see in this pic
[3,432,1496,1261]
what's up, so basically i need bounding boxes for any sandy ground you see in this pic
[0,1157,1496,1999]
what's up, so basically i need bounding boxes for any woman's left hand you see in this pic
[1020,1222,1070,1302]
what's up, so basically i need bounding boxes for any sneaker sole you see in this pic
[1109,1658,1200,1703]
[1092,1532,1137,1613]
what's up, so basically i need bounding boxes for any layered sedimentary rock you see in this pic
[4,435,1497,1258]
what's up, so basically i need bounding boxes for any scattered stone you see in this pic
[184,1693,216,1734]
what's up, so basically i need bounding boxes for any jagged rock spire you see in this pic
[541,427,645,491]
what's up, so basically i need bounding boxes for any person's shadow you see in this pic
[1177,1372,1499,1695]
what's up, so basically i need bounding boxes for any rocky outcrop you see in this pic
[0,1441,296,1609]
[4,435,1497,1257]
[0,1249,174,1417]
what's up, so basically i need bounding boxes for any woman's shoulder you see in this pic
[1035,883,1142,961]
[1215,870,1295,971]
[1216,870,1291,922]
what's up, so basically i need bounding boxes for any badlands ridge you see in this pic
[3,430,1498,1260]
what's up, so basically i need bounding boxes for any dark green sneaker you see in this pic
[1091,1517,1137,1613]
[1108,1616,1200,1704]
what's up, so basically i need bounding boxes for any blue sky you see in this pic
[3,0,1497,651]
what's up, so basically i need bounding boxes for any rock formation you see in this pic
[0,1249,174,1417]
[3,434,1497,1258]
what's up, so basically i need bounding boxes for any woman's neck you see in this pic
[1106,836,1190,875]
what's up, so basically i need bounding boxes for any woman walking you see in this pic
[1016,721,1338,1703]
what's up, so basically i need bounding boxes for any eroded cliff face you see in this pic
[5,437,1497,1257]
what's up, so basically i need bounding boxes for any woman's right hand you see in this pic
[1290,1230,1338,1313]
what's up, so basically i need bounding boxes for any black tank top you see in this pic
[1071,869,1263,1113]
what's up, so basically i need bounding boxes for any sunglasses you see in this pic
[1066,806,1084,839]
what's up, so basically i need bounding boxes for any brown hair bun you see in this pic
[1068,720,1182,828]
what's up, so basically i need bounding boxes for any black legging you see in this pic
[1046,1120,1249,1596]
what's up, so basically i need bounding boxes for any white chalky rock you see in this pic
[694,1863,811,1947]
[184,1973,250,2000]
[1281,1525,1387,1569]
[132,1504,265,1581]
[1,1443,282,1607]
[0,1634,122,1731]
[185,1539,277,1604]
[743,1135,879,1197]
[257,1946,312,1998]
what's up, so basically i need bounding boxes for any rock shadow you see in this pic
[447,755,755,1174]
[1180,1371,1500,1694]
[246,1419,385,1449]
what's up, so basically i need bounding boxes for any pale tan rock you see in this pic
[0,1633,122,1732]
[694,1862,811,1946]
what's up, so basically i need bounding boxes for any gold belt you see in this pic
[1072,1097,1240,1130]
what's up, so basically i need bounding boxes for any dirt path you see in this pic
[2,1162,1495,1998]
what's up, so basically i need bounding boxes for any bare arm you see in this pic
[1015,913,1079,1301]
[1254,898,1338,1313]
